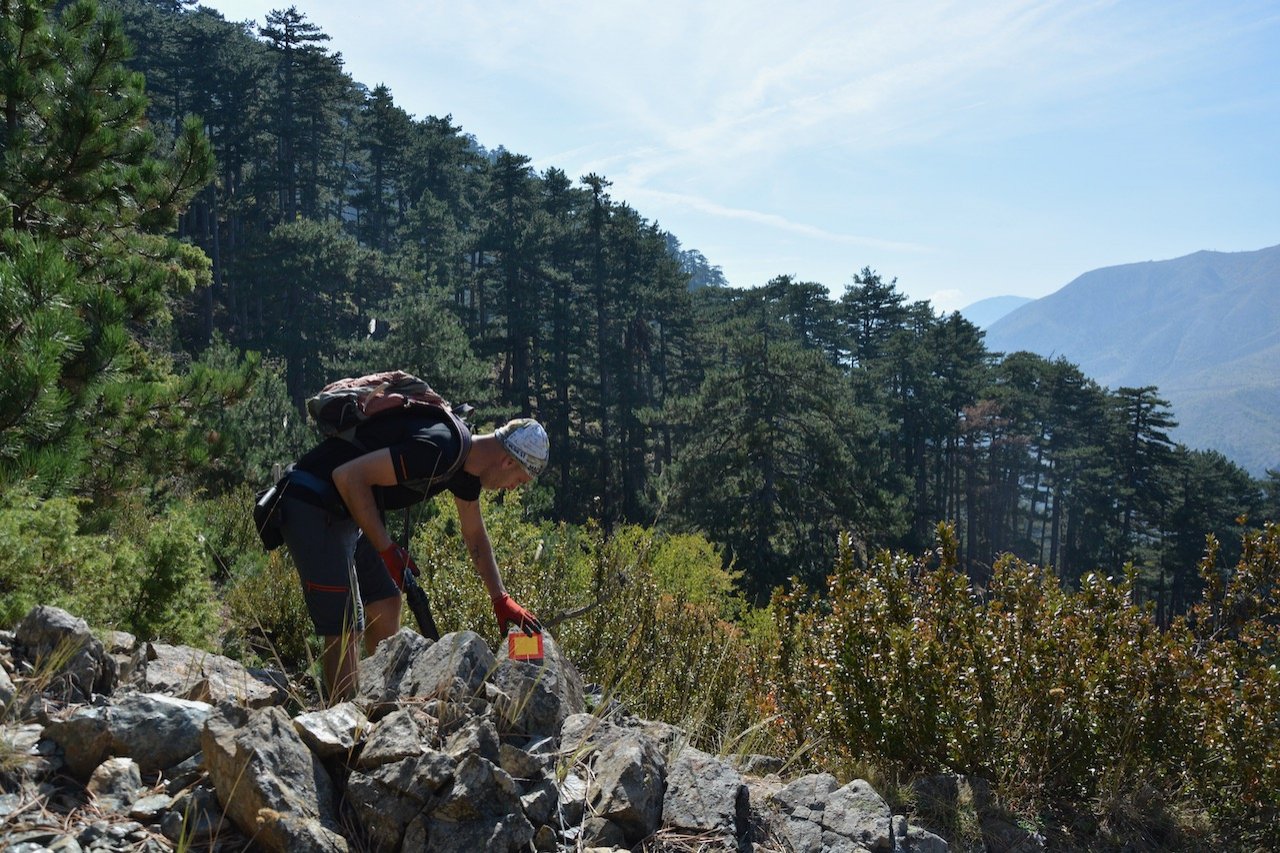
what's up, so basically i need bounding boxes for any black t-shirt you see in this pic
[293,411,480,510]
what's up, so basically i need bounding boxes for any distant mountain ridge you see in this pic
[959,295,1033,329]
[984,244,1280,475]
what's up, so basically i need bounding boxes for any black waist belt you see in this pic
[282,468,348,515]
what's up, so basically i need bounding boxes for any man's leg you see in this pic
[354,534,405,656]
[279,497,364,704]
[321,632,362,701]
[363,595,403,655]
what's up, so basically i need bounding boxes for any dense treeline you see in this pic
[3,0,1278,614]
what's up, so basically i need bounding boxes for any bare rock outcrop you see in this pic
[0,606,951,853]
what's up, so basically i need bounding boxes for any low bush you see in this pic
[414,493,774,750]
[0,488,218,647]
[12,479,1275,850]
[771,523,1280,849]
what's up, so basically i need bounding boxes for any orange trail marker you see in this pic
[508,630,544,662]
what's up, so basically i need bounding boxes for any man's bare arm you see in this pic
[331,449,399,551]
[455,496,506,601]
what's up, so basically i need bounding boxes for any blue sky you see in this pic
[200,0,1279,312]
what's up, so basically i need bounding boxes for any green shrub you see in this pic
[413,493,774,751]
[223,550,313,669]
[0,488,218,646]
[0,489,92,626]
[196,485,314,668]
[772,523,1280,849]
[120,505,220,646]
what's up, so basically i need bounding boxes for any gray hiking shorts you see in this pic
[277,496,399,635]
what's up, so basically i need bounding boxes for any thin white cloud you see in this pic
[929,289,965,312]
[627,187,934,254]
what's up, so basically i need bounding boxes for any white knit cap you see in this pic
[495,418,549,477]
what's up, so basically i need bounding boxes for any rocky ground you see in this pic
[0,604,961,852]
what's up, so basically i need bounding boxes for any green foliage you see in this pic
[772,523,1280,848]
[187,483,313,667]
[235,218,394,405]
[411,494,771,749]
[0,487,218,646]
[194,341,312,490]
[117,503,220,644]
[0,0,219,495]
[665,300,891,597]
[345,284,492,414]
[223,550,313,669]
[0,488,89,626]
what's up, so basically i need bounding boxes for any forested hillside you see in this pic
[985,244,1280,475]
[6,3,1280,847]
[4,0,1279,611]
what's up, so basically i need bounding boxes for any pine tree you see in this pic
[258,5,331,221]
[1,0,215,493]
[665,306,887,597]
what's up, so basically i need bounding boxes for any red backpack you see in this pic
[305,370,473,483]
[306,370,449,436]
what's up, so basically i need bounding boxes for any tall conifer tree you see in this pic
[1,0,215,493]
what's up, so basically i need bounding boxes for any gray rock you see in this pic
[129,642,286,708]
[86,756,142,811]
[429,754,523,822]
[444,716,501,765]
[499,742,551,783]
[0,660,15,713]
[200,703,349,852]
[490,631,586,739]
[769,773,894,853]
[520,779,559,826]
[357,706,433,769]
[112,692,214,773]
[825,779,895,850]
[14,606,117,701]
[42,712,113,780]
[533,824,558,851]
[293,701,368,760]
[128,792,174,822]
[558,770,589,826]
[161,784,224,844]
[42,692,213,779]
[559,713,629,760]
[422,753,534,852]
[400,631,495,701]
[582,815,629,848]
[165,751,205,795]
[0,791,24,820]
[104,630,136,655]
[584,735,667,844]
[346,751,457,851]
[5,828,79,852]
[634,717,689,750]
[893,815,951,853]
[0,723,63,785]
[356,628,432,711]
[730,752,785,776]
[423,697,477,737]
[662,745,748,838]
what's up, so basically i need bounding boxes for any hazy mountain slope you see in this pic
[985,244,1280,475]
[959,295,1033,329]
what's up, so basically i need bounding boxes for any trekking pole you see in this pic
[401,507,441,641]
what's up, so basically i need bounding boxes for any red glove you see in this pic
[493,593,541,636]
[378,543,420,590]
